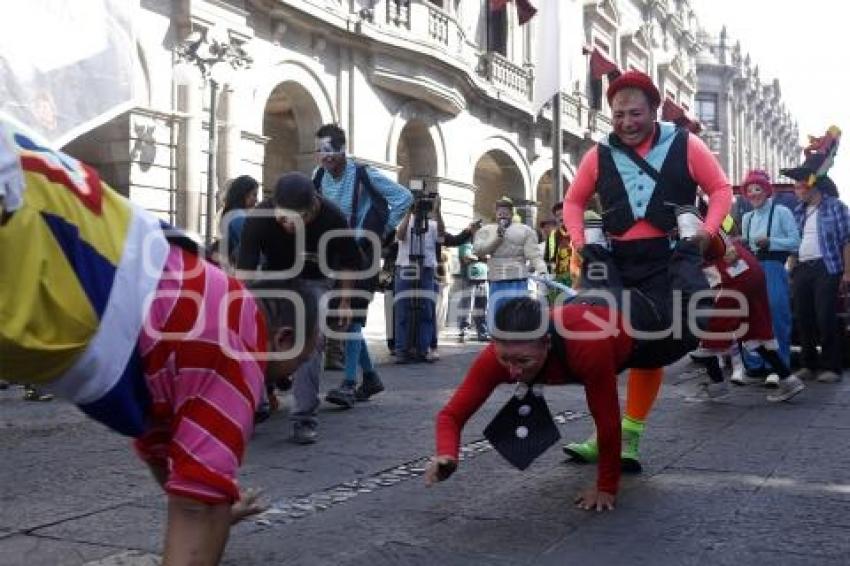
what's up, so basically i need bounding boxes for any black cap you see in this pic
[273,172,316,210]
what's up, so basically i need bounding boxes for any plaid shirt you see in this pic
[794,195,850,274]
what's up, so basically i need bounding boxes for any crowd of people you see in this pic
[2,69,846,562]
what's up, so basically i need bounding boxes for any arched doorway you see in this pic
[535,170,569,221]
[396,119,438,190]
[472,150,525,222]
[262,81,323,191]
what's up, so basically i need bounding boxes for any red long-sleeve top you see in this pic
[564,127,732,248]
[435,305,633,495]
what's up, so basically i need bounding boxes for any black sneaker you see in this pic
[325,383,356,408]
[355,372,385,401]
[291,422,318,444]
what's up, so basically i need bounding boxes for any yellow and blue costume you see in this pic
[0,118,169,434]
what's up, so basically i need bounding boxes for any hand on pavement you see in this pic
[424,456,458,486]
[574,486,616,512]
[231,488,267,524]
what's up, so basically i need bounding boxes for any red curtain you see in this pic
[583,46,622,80]
[662,98,702,133]
[489,0,537,25]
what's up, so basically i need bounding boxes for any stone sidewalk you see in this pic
[1,336,848,565]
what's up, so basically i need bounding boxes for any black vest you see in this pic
[596,127,698,236]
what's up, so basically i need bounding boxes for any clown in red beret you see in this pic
[558,69,735,487]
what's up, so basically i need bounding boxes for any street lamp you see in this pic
[175,28,252,247]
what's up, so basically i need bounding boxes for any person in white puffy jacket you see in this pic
[473,198,548,325]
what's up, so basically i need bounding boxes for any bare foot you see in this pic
[230,488,267,524]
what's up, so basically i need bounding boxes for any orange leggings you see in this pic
[624,367,664,422]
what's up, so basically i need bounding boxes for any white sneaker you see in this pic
[816,371,842,384]
[730,367,747,386]
[767,375,805,403]
[764,374,780,388]
[686,381,730,403]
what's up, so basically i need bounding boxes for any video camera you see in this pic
[409,180,439,233]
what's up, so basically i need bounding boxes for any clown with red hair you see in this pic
[737,169,800,383]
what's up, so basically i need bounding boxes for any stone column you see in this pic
[220,84,244,191]
[176,76,203,234]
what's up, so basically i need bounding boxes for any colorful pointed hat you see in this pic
[780,125,841,195]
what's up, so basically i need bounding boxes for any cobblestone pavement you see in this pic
[2,335,849,565]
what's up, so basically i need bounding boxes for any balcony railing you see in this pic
[386,0,410,29]
[560,92,581,122]
[480,52,532,100]
[588,109,612,135]
[427,4,449,45]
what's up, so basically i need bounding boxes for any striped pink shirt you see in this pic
[134,246,267,504]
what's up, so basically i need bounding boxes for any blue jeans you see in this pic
[488,279,530,328]
[344,322,374,385]
[394,265,435,357]
[743,259,792,370]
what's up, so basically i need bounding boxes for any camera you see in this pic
[411,189,439,214]
[408,180,439,233]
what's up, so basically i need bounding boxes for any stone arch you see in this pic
[250,59,336,142]
[470,135,531,223]
[255,61,336,188]
[530,157,575,219]
[386,100,447,179]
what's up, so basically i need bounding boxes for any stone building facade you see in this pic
[62,0,709,241]
[694,26,800,188]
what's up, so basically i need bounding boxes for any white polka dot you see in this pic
[518,404,531,417]
[515,426,528,439]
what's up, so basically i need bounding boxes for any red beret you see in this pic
[606,70,661,108]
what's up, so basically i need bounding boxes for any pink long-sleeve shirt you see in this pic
[564,127,732,248]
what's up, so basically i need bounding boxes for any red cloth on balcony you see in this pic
[489,0,537,25]
[583,46,622,80]
[662,98,702,134]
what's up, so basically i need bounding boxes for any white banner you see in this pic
[0,0,136,146]
[532,0,585,114]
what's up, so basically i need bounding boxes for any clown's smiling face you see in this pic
[744,183,769,209]
[611,88,657,147]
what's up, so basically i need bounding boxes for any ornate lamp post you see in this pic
[175,29,252,247]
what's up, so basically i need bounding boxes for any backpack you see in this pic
[314,164,391,289]
[313,164,389,238]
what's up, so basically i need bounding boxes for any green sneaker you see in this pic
[621,416,644,474]
[563,436,598,463]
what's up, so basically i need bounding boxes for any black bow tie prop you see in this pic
[483,383,561,470]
